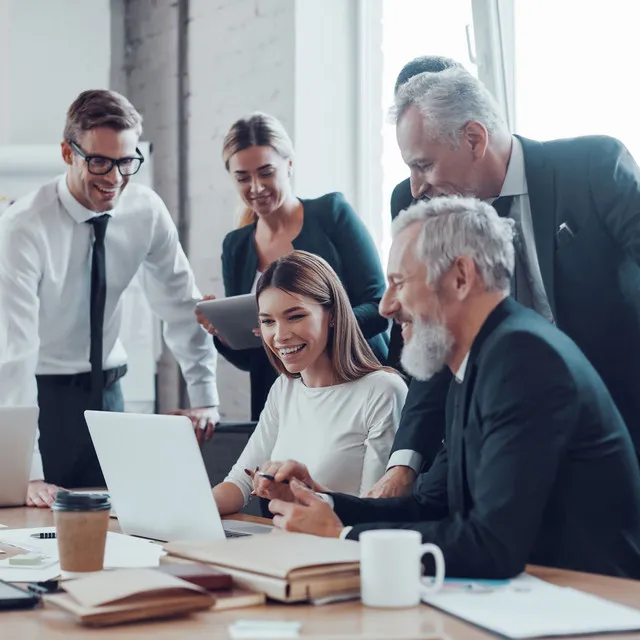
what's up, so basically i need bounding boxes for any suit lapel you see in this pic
[447,298,519,516]
[241,226,260,294]
[447,364,477,515]
[517,135,558,318]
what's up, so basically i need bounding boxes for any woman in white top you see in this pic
[213,251,407,515]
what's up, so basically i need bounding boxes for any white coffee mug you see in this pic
[359,530,445,608]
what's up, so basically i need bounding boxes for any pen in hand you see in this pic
[248,469,312,489]
[256,471,290,485]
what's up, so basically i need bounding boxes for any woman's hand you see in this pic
[246,460,326,504]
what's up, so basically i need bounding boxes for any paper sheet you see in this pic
[422,574,640,638]
[0,565,61,583]
[0,527,165,582]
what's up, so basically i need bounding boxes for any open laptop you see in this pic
[0,407,39,507]
[84,410,273,541]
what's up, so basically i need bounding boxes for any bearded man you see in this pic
[254,196,640,580]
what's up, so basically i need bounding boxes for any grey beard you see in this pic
[400,318,453,381]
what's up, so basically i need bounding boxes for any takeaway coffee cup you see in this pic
[360,530,445,607]
[51,491,111,578]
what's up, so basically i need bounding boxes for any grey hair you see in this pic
[391,68,507,145]
[392,196,515,293]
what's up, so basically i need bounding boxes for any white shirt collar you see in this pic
[498,136,528,198]
[57,174,114,224]
[454,352,470,383]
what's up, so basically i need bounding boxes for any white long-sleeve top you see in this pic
[224,370,408,502]
[0,175,219,479]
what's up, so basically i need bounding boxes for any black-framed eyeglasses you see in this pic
[68,140,144,176]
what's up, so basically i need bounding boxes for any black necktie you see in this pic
[86,215,110,410]
[492,196,519,298]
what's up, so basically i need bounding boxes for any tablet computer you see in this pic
[196,294,262,350]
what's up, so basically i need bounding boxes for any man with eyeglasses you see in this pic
[0,89,220,507]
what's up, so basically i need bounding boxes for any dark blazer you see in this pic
[391,135,640,468]
[216,192,389,420]
[388,178,414,370]
[332,298,640,580]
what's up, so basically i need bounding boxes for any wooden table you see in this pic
[1,506,640,639]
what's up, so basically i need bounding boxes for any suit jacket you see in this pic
[391,135,640,468]
[216,192,389,420]
[332,298,640,579]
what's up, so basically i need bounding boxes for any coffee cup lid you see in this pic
[51,491,111,512]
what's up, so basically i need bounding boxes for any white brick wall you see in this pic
[122,0,180,219]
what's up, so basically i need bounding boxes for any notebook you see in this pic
[156,562,265,609]
[45,568,214,627]
[164,531,361,602]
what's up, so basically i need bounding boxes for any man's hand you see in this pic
[171,406,220,445]
[197,295,260,343]
[250,459,326,502]
[195,294,219,336]
[269,480,344,537]
[366,466,417,498]
[26,480,60,508]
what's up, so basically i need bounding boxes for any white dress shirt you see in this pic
[225,370,408,503]
[387,137,555,475]
[453,352,469,383]
[0,176,219,479]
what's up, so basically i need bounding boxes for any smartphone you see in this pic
[0,580,40,610]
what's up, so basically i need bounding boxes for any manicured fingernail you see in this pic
[244,468,252,476]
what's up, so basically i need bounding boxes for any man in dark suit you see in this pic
[388,55,463,370]
[264,197,640,579]
[372,65,640,499]
[370,57,464,501]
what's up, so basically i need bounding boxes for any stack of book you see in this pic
[164,531,361,603]
[46,568,215,626]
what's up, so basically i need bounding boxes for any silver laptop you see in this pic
[84,410,272,541]
[0,407,39,506]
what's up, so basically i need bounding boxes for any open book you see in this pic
[46,568,214,626]
[164,531,361,602]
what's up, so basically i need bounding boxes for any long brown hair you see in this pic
[256,251,392,383]
[222,112,295,228]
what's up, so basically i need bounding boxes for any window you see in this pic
[378,0,477,263]
[512,0,640,160]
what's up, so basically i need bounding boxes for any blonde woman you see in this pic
[212,251,407,516]
[196,112,389,420]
